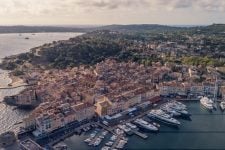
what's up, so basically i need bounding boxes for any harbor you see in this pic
[57,101,225,150]
[2,95,225,150]
[47,100,189,150]
[5,98,224,150]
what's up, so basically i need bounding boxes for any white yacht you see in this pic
[163,102,191,117]
[118,125,131,132]
[200,97,213,110]
[174,101,187,109]
[220,101,225,111]
[161,106,181,117]
[125,122,137,129]
[134,118,158,132]
[148,109,181,126]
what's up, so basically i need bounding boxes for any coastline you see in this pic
[0,69,26,88]
[8,73,25,87]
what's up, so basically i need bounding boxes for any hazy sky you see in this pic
[0,0,225,25]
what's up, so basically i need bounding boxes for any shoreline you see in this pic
[8,73,25,87]
[0,70,26,88]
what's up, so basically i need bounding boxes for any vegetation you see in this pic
[1,24,225,71]
[181,56,225,67]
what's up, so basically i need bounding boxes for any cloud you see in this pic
[0,0,225,19]
[77,0,149,10]
[76,0,225,12]
[195,0,225,12]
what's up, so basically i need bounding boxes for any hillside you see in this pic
[0,24,225,34]
[1,24,225,75]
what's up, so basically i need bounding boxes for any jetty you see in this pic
[131,130,148,139]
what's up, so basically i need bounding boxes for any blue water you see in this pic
[63,102,225,149]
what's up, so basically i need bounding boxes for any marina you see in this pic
[53,100,189,150]
[59,101,225,150]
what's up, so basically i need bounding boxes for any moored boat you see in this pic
[148,109,180,126]
[200,97,213,110]
[133,118,158,132]
[220,101,225,111]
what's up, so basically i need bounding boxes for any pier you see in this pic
[131,130,148,139]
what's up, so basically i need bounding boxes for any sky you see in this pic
[0,0,225,25]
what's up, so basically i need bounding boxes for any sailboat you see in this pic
[213,77,218,110]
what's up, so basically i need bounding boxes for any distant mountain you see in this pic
[0,25,93,33]
[194,24,225,34]
[0,24,224,34]
[96,24,183,32]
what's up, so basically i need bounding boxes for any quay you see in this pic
[131,130,148,139]
[96,122,115,134]
[47,122,95,147]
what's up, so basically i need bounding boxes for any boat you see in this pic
[173,101,187,109]
[90,131,98,138]
[200,97,213,110]
[133,118,158,132]
[114,128,124,135]
[84,138,92,143]
[102,131,108,136]
[105,141,113,146]
[126,122,137,129]
[110,135,117,141]
[220,101,225,111]
[99,135,104,139]
[166,102,186,111]
[173,108,191,117]
[116,139,127,149]
[147,109,181,126]
[101,146,110,150]
[118,125,131,133]
[55,144,68,150]
[93,138,102,146]
[161,106,181,117]
[165,103,191,117]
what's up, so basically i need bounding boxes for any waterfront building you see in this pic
[23,113,36,130]
[72,102,95,122]
[35,113,57,134]
[95,96,112,116]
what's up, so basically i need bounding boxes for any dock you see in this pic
[131,130,148,139]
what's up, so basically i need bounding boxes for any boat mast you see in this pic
[213,76,218,102]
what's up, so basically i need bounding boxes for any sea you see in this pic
[0,32,82,134]
[62,102,225,150]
